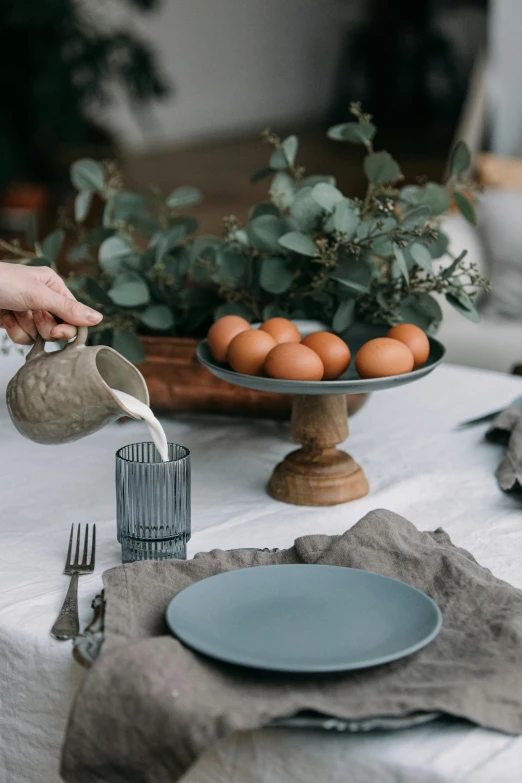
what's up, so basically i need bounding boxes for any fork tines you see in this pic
[65,523,96,574]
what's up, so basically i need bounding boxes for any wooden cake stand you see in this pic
[197,335,445,507]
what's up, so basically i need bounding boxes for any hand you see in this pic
[0,262,102,345]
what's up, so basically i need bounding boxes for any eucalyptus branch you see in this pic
[261,128,305,183]
[0,238,36,263]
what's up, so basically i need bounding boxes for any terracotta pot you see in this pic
[140,336,369,419]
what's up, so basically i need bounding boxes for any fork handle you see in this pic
[51,572,80,641]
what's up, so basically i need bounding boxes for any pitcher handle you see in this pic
[63,326,89,351]
[25,326,89,363]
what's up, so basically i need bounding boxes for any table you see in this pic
[1,350,522,783]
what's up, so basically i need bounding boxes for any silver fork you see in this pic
[51,524,96,641]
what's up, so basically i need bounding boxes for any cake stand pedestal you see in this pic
[268,394,368,506]
[196,333,444,507]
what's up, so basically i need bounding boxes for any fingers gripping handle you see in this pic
[25,326,89,362]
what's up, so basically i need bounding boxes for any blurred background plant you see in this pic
[0,0,169,205]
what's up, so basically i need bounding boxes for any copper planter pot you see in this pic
[139,336,369,419]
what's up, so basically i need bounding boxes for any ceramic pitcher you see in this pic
[6,327,149,444]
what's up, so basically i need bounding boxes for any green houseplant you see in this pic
[1,105,488,376]
[0,0,169,195]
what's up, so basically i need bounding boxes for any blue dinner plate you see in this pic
[166,564,442,673]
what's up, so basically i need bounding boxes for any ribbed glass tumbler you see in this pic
[116,442,190,563]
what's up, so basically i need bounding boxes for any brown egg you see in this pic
[264,343,324,381]
[387,323,430,368]
[301,332,351,380]
[207,315,251,362]
[259,317,301,344]
[355,338,414,379]
[227,329,276,376]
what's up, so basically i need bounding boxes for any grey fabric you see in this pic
[61,509,522,783]
[487,404,522,491]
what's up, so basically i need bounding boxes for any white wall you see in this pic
[489,0,522,156]
[92,0,344,152]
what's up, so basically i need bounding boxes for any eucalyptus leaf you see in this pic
[83,278,114,308]
[112,330,146,365]
[363,216,396,256]
[423,183,451,216]
[441,250,467,279]
[401,205,431,229]
[269,172,296,209]
[140,304,175,331]
[290,186,323,231]
[190,235,222,281]
[283,216,299,233]
[103,201,113,227]
[302,175,336,188]
[111,252,141,273]
[333,199,358,239]
[333,299,356,332]
[269,135,298,169]
[364,151,401,184]
[140,247,157,274]
[99,236,135,275]
[133,212,161,238]
[409,243,433,274]
[249,202,280,220]
[427,230,449,259]
[163,246,191,281]
[109,274,150,308]
[166,186,202,208]
[327,121,376,145]
[70,159,104,193]
[453,191,477,225]
[155,224,188,264]
[401,183,450,216]
[278,231,317,257]
[311,183,344,212]
[41,229,64,263]
[112,191,146,221]
[169,215,199,236]
[356,217,395,254]
[229,228,249,246]
[221,247,247,285]
[25,214,37,249]
[330,255,373,294]
[75,190,93,223]
[399,293,442,332]
[247,215,286,252]
[393,245,409,283]
[250,167,274,185]
[259,256,294,294]
[450,141,471,178]
[67,243,90,263]
[445,290,480,322]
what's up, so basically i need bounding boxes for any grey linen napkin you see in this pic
[487,404,522,491]
[61,509,522,783]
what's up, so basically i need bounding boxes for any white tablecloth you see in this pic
[1,351,522,783]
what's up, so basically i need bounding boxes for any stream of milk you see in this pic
[111,389,169,462]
